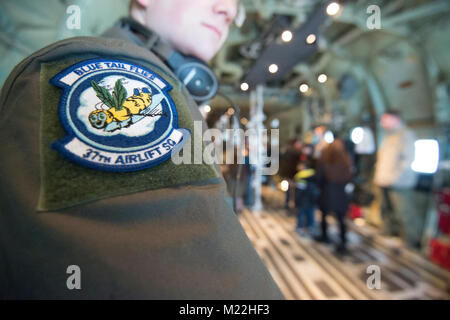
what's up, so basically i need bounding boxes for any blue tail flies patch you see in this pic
[50,59,188,172]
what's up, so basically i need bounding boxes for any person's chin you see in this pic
[191,44,219,62]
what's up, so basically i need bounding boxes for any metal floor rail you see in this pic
[238,209,450,300]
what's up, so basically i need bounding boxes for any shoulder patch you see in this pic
[50,59,188,172]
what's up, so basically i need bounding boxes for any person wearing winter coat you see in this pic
[316,138,353,254]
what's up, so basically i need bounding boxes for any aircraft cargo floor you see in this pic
[238,208,450,300]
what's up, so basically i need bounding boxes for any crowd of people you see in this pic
[222,111,420,256]
[220,129,355,254]
[280,134,354,255]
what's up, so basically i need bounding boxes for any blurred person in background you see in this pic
[374,111,418,247]
[223,146,249,213]
[294,160,319,237]
[313,126,328,160]
[243,140,255,208]
[279,139,302,209]
[316,138,353,254]
[300,132,315,165]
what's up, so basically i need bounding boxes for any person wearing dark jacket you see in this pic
[316,138,353,254]
[294,162,319,236]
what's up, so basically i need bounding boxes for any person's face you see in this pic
[293,141,302,150]
[380,114,401,131]
[314,126,325,137]
[140,0,238,62]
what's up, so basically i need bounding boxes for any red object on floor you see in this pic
[348,204,362,219]
[430,238,450,271]
[436,189,450,235]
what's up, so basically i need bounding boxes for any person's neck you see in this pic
[387,123,405,134]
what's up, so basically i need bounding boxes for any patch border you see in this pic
[50,58,188,172]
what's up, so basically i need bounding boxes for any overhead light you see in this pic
[411,139,439,174]
[299,83,309,93]
[351,127,364,144]
[270,118,280,128]
[306,34,316,44]
[268,64,279,74]
[326,2,341,16]
[240,82,249,91]
[280,180,289,192]
[324,131,334,144]
[281,30,293,42]
[199,104,211,118]
[318,74,328,83]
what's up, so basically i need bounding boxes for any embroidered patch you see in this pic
[50,59,188,172]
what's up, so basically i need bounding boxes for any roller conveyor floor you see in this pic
[238,208,450,300]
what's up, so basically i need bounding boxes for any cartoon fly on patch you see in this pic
[88,79,167,132]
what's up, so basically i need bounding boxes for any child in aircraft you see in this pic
[294,161,319,237]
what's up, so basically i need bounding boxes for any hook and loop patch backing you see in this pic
[39,57,219,211]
